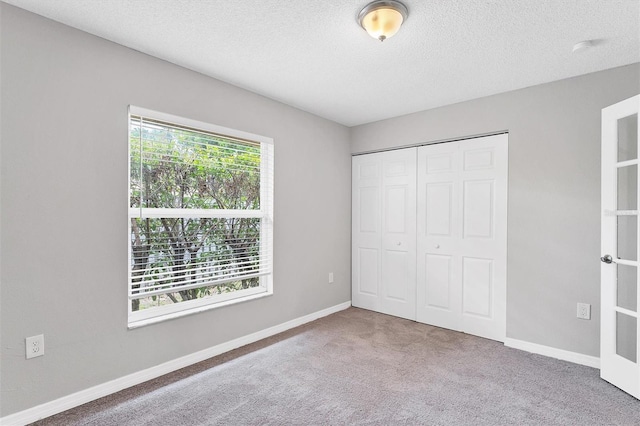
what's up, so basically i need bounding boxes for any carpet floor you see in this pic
[33,307,639,425]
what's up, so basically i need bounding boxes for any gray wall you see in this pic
[351,63,640,358]
[0,4,351,416]
[2,1,640,419]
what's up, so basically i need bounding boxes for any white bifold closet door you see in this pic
[352,134,508,342]
[352,148,417,320]
[416,134,508,341]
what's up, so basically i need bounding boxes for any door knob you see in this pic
[435,244,440,249]
[600,254,614,264]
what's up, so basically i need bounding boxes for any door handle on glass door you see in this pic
[600,254,614,264]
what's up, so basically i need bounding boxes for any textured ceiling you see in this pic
[4,0,639,126]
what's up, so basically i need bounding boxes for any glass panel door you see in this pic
[601,95,639,399]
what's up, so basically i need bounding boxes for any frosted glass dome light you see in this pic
[358,1,409,42]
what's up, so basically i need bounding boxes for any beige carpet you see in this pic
[34,307,639,425]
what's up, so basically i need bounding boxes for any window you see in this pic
[128,106,273,327]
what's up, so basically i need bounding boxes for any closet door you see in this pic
[417,134,508,341]
[352,148,417,320]
[416,142,462,331]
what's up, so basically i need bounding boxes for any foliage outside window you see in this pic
[128,106,273,327]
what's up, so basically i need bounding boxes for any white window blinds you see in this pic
[128,106,273,325]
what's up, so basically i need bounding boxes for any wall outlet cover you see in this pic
[26,334,44,359]
[577,303,591,320]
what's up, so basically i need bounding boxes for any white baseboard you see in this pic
[0,301,352,426]
[504,338,600,369]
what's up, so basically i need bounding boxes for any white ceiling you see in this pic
[4,0,639,126]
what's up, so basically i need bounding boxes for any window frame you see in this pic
[127,106,274,328]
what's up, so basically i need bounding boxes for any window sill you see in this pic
[127,290,272,330]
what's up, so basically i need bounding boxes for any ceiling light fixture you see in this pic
[358,1,408,42]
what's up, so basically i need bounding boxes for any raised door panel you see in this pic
[358,187,378,233]
[463,148,495,171]
[357,248,379,296]
[426,153,454,174]
[462,257,493,318]
[385,159,408,177]
[359,162,379,179]
[425,254,452,310]
[385,186,407,234]
[426,183,453,237]
[463,180,494,240]
[384,250,409,301]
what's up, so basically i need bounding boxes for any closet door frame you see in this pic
[352,133,508,342]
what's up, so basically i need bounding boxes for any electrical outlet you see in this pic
[26,334,44,359]
[577,303,591,320]
[329,272,334,284]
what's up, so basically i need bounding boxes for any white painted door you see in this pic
[601,95,640,399]
[352,148,417,320]
[416,134,508,341]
